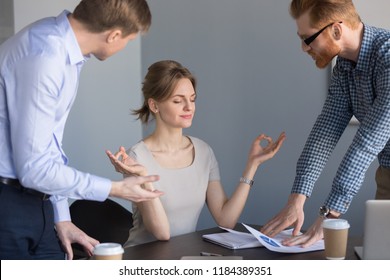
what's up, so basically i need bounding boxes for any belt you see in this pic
[0,176,51,200]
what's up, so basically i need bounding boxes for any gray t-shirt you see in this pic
[124,136,220,247]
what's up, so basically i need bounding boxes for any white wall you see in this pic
[13,0,144,209]
[0,0,13,44]
[354,0,390,29]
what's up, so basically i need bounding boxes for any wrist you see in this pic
[239,176,254,187]
[288,193,307,207]
[244,162,258,175]
[319,205,340,219]
[109,181,122,198]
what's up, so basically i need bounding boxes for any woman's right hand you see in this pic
[106,146,147,176]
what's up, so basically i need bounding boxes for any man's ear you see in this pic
[332,23,342,40]
[107,29,122,43]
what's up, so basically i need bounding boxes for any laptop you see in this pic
[354,200,390,260]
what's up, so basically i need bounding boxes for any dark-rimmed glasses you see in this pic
[303,21,342,46]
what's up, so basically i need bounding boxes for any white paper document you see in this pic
[242,223,324,253]
[202,226,263,249]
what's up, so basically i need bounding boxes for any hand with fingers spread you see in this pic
[110,175,163,202]
[261,193,306,239]
[281,217,324,248]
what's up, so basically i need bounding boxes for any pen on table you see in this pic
[200,252,223,257]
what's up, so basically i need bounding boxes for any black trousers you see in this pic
[0,182,65,260]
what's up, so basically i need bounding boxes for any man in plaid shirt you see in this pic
[262,0,390,247]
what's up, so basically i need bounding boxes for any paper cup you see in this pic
[93,243,124,260]
[322,219,350,260]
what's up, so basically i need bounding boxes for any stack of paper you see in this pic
[202,227,262,249]
[203,224,325,253]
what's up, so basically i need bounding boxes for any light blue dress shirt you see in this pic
[0,11,111,222]
[292,25,390,214]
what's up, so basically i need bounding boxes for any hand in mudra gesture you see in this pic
[106,146,148,176]
[248,132,286,167]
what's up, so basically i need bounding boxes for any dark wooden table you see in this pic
[123,224,361,260]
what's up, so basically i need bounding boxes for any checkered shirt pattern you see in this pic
[292,25,390,213]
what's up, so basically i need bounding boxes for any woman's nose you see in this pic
[184,100,193,110]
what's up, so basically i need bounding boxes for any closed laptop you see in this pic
[354,200,390,260]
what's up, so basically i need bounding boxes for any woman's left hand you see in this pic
[248,132,286,166]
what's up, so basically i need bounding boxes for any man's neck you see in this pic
[68,13,101,56]
[339,22,364,63]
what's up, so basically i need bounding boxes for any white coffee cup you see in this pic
[93,243,124,260]
[322,219,350,260]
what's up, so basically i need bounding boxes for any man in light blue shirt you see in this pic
[262,0,390,247]
[0,0,162,260]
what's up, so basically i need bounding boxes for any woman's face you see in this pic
[155,78,196,129]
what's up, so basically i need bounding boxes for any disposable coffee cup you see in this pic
[322,219,350,260]
[93,243,124,260]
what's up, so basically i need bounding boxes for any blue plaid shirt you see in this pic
[292,25,390,214]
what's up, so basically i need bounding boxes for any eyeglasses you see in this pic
[303,21,342,46]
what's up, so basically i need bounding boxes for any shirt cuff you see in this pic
[324,190,352,214]
[291,176,314,197]
[50,176,111,223]
[83,175,111,201]
[51,196,71,223]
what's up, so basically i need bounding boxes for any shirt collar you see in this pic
[354,24,374,72]
[55,10,89,66]
[337,24,373,72]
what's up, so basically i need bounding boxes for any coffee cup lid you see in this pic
[93,243,124,256]
[322,218,350,230]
